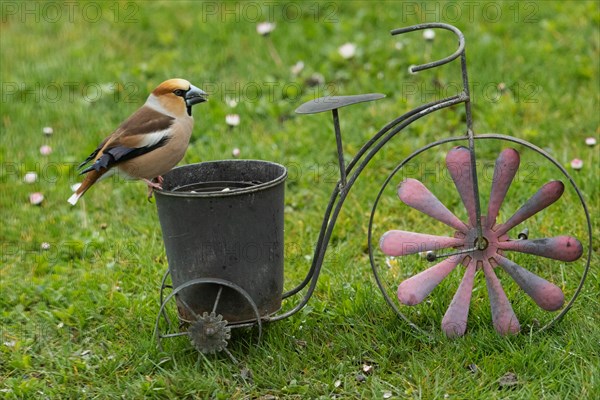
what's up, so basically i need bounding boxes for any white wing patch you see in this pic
[138,129,171,148]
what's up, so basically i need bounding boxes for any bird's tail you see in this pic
[68,169,104,205]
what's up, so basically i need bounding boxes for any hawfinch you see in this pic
[68,78,207,205]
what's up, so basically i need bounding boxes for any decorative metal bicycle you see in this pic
[153,23,592,357]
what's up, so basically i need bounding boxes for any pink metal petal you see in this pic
[397,255,463,306]
[495,180,564,236]
[380,230,464,257]
[487,148,520,226]
[498,236,583,262]
[495,256,564,311]
[398,178,469,233]
[482,261,520,335]
[446,146,477,226]
[442,260,476,338]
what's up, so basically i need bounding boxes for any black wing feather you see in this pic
[77,136,110,170]
[79,136,171,175]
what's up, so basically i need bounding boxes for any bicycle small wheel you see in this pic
[155,276,263,356]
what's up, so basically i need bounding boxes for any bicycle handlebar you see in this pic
[391,22,465,73]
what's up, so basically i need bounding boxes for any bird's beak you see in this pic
[185,85,208,107]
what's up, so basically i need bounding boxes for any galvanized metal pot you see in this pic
[155,160,287,323]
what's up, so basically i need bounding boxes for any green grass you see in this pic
[1,1,599,398]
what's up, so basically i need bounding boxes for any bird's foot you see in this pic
[143,178,163,201]
[143,178,163,190]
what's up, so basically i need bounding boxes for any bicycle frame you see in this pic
[270,22,477,322]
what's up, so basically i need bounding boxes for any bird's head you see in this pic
[148,78,207,117]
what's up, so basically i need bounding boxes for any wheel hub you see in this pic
[455,216,507,267]
[188,311,231,354]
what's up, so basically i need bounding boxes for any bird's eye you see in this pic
[173,89,185,97]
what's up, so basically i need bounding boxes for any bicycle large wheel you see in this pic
[369,135,591,337]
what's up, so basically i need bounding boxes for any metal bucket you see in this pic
[155,160,287,323]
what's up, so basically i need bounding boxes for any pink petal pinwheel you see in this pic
[380,147,583,337]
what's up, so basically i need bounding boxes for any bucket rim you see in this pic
[155,159,287,198]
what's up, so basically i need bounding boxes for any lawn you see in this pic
[1,1,599,399]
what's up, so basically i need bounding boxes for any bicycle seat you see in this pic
[295,93,385,114]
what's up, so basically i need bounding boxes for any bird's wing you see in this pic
[79,106,175,175]
[77,136,110,169]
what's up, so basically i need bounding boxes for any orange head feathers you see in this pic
[147,78,207,117]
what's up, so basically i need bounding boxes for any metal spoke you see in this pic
[211,286,224,315]
[427,246,478,261]
[498,236,583,262]
[442,261,476,338]
[482,260,520,335]
[178,297,199,321]
[160,332,189,339]
[398,178,468,233]
[495,180,565,236]
[487,148,520,226]
[397,255,462,306]
[446,146,478,229]
[380,230,464,256]
[495,256,564,311]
